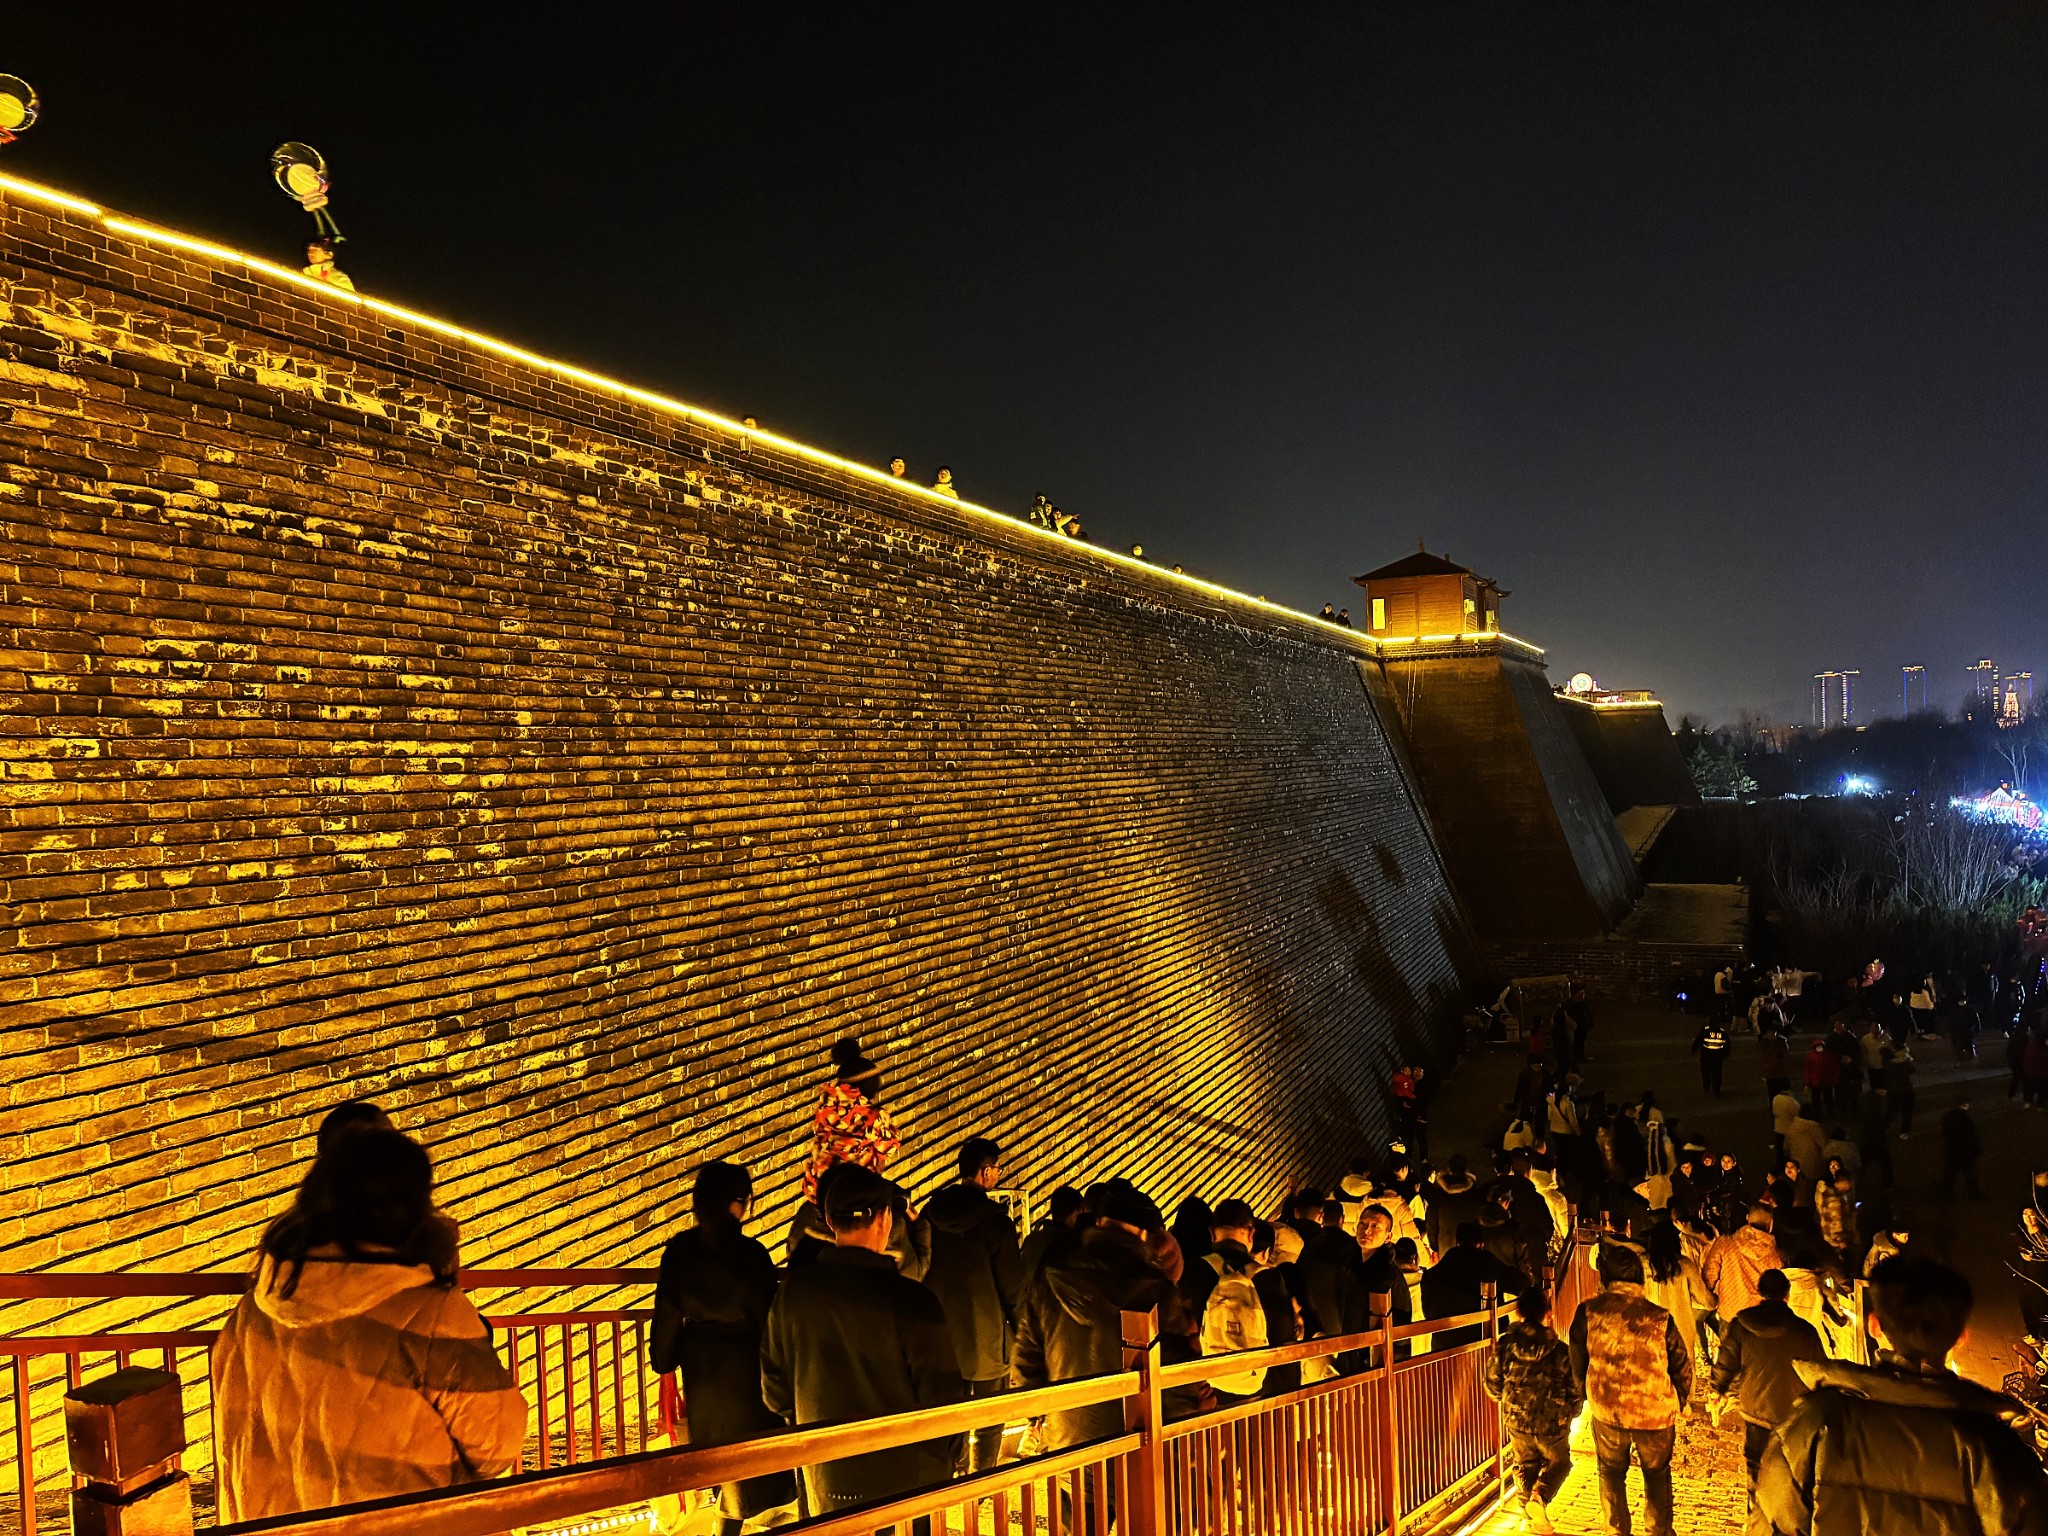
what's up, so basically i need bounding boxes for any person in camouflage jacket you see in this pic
[1482,1289,1583,1531]
[1570,1245,1693,1536]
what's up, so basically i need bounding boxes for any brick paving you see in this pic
[1465,1408,1751,1536]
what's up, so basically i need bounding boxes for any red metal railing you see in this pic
[12,1237,1595,1536]
[0,1269,659,1536]
[133,1294,1516,1536]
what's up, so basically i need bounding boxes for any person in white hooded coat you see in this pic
[212,1131,526,1522]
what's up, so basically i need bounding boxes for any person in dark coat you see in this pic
[1422,1221,1523,1348]
[1479,1185,1538,1290]
[921,1137,1024,1473]
[1425,1156,1487,1256]
[1018,1185,1086,1290]
[1940,1102,1982,1198]
[760,1167,964,1520]
[1708,1268,1826,1495]
[1011,1183,1204,1450]
[1482,1288,1582,1536]
[651,1162,796,1531]
[1751,1257,2048,1535]
[1293,1202,1373,1373]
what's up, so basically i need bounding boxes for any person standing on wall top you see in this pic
[761,1166,964,1527]
[650,1161,797,1533]
[211,1131,526,1521]
[922,1137,1024,1475]
[888,456,908,478]
[1569,1243,1692,1536]
[1750,1257,2048,1535]
[931,466,959,497]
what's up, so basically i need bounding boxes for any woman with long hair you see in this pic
[211,1130,525,1520]
[1640,1218,1714,1371]
[651,1162,797,1533]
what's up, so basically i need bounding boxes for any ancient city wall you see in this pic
[0,184,1484,1294]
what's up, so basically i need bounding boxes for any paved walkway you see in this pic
[1434,994,2033,1536]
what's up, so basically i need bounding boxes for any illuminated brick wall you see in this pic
[0,185,1482,1305]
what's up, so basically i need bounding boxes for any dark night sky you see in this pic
[9,4,2047,726]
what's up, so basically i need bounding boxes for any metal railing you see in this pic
[0,1268,659,1536]
[109,1293,1517,1536]
[12,1235,1603,1536]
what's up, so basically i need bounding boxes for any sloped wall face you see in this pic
[1557,700,1701,813]
[0,192,1481,1288]
[1501,664,1641,931]
[1381,654,1599,943]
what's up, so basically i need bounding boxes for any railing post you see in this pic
[1483,1279,1503,1503]
[1120,1307,1166,1536]
[1372,1289,1401,1536]
[63,1367,191,1536]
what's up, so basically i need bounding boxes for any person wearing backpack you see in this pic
[1179,1199,1296,1403]
[1481,1288,1582,1535]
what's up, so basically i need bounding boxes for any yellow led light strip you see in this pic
[3,170,1385,640]
[1375,630,1548,656]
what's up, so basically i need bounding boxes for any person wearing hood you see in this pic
[1011,1182,1204,1451]
[921,1137,1024,1474]
[1482,1288,1582,1536]
[1479,1184,1538,1291]
[1335,1157,1375,1228]
[1751,1256,2048,1535]
[1708,1267,1824,1496]
[761,1166,964,1518]
[1703,1205,1784,1327]
[650,1161,797,1531]
[211,1131,525,1522]
[1426,1157,1486,1255]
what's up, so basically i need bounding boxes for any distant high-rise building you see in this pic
[1812,669,1858,728]
[1901,665,1927,717]
[1967,658,1999,715]
[2002,671,2033,725]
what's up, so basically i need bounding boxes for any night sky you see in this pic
[8,6,2046,727]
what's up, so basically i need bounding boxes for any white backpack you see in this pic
[1200,1252,1270,1396]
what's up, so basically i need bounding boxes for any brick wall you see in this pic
[0,186,1484,1305]
[1382,650,1639,944]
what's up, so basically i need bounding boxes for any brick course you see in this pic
[0,186,1484,1305]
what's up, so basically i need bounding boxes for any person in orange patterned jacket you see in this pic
[786,1039,930,1278]
[1569,1242,1693,1536]
[804,1038,901,1202]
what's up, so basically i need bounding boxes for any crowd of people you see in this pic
[201,967,2048,1536]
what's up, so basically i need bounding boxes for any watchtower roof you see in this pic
[1354,550,1473,582]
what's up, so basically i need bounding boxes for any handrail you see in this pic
[208,1373,1141,1536]
[0,1268,658,1300]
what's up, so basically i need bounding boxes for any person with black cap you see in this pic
[760,1165,964,1525]
[922,1137,1024,1474]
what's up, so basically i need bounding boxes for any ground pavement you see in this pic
[1433,996,2037,1535]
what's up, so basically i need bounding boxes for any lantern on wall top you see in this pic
[271,142,343,239]
[0,76,39,148]
[270,141,354,290]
